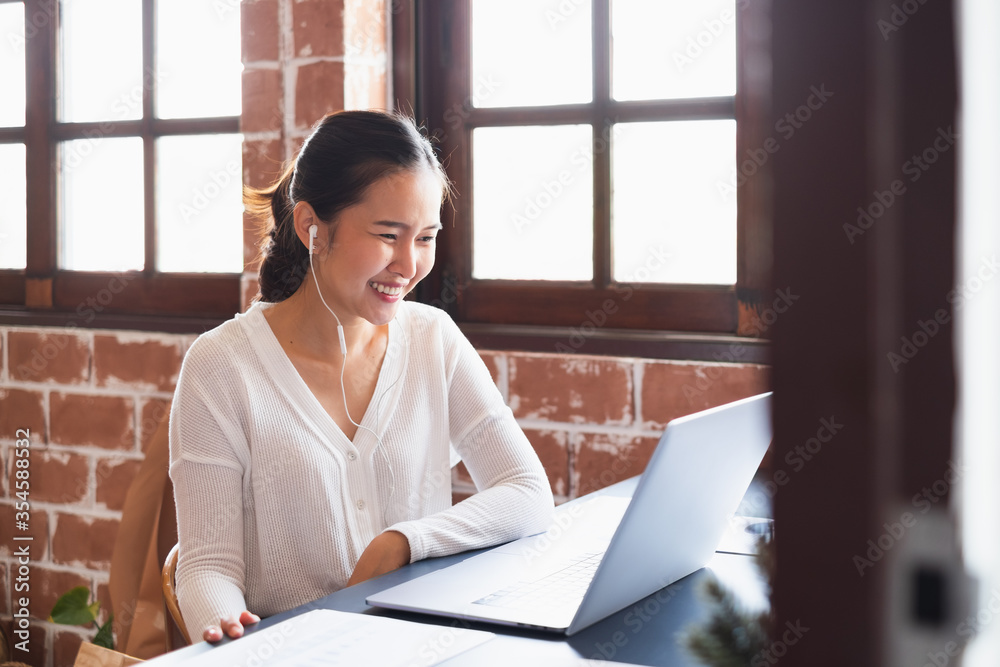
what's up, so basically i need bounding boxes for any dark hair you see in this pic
[246,110,450,303]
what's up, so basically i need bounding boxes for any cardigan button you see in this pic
[356,499,365,510]
[347,451,357,461]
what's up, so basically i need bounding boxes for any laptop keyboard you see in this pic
[472,552,604,611]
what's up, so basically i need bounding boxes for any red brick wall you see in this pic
[0,3,771,665]
[0,329,187,666]
[239,0,389,308]
[453,353,770,504]
[0,328,768,665]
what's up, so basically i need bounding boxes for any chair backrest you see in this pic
[109,399,178,659]
[161,543,191,647]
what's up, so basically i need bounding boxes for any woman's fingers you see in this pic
[240,610,261,625]
[220,614,246,639]
[203,611,260,643]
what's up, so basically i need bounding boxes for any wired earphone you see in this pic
[308,223,407,525]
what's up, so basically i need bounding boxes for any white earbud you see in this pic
[307,223,346,356]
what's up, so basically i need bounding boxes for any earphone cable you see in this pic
[309,231,401,526]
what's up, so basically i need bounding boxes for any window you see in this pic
[0,0,243,322]
[0,1,27,290]
[399,0,771,353]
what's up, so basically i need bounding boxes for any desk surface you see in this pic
[148,477,770,667]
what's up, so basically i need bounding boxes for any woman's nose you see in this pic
[392,243,417,278]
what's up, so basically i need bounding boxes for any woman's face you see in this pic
[311,168,443,327]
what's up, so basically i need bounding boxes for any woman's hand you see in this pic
[347,530,411,587]
[202,610,260,643]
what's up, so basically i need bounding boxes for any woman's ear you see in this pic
[292,202,319,254]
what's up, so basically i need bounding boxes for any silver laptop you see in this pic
[367,392,772,636]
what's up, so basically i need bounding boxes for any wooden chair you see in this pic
[161,543,191,647]
[109,399,178,658]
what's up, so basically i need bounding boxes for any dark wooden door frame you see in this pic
[770,0,957,664]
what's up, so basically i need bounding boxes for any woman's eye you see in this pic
[380,234,397,240]
[419,236,437,243]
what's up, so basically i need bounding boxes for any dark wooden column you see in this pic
[770,0,957,664]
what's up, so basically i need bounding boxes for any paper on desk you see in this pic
[177,609,494,667]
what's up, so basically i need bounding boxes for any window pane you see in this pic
[612,120,736,284]
[61,137,144,271]
[60,0,143,122]
[0,3,25,127]
[156,134,243,273]
[156,0,242,119]
[473,125,593,280]
[0,143,26,269]
[472,0,591,108]
[613,0,736,101]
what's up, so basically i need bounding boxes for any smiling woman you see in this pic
[169,110,554,644]
[246,111,451,303]
[288,169,445,327]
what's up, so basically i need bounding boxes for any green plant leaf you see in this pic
[94,615,115,650]
[49,586,98,625]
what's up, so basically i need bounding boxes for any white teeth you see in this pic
[370,282,402,296]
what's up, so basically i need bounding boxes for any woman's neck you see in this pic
[263,282,385,361]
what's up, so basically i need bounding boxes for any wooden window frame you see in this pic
[0,0,241,331]
[395,0,772,361]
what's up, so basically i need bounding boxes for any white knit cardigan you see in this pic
[168,300,554,638]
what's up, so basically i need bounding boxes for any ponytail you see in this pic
[246,163,309,302]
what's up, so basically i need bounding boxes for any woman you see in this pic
[168,110,554,643]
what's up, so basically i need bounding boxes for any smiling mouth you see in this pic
[368,281,404,296]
